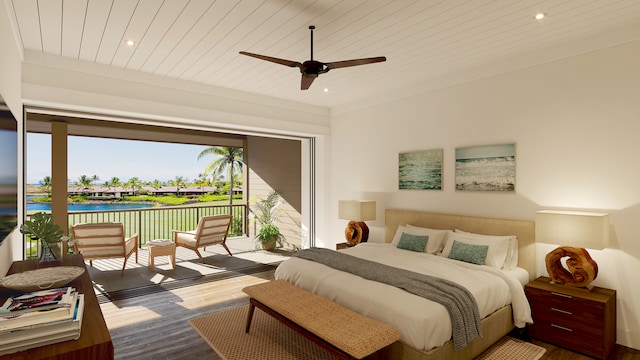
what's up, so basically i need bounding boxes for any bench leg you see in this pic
[245,300,256,333]
[245,297,357,360]
[368,345,393,360]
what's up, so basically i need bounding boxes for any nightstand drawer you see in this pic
[529,320,605,357]
[529,302,603,336]
[526,287,605,332]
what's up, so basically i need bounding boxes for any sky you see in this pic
[26,133,217,185]
[455,144,515,160]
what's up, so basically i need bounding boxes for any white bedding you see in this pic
[274,243,533,351]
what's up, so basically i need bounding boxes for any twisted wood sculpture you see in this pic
[344,221,369,246]
[545,246,598,287]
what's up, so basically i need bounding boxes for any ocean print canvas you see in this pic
[455,144,515,192]
[399,149,442,190]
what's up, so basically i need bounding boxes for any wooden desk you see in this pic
[0,254,114,360]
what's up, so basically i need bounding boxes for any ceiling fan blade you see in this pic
[301,75,316,90]
[324,56,387,71]
[239,51,302,69]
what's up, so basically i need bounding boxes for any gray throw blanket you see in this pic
[294,247,482,349]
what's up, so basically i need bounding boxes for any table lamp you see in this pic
[535,210,609,288]
[338,200,376,245]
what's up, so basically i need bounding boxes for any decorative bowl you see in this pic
[0,266,85,292]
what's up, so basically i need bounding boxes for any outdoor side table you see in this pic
[148,239,176,271]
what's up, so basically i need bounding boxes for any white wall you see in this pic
[329,39,640,350]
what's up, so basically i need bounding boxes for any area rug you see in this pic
[189,304,338,360]
[190,305,546,360]
[474,336,546,360]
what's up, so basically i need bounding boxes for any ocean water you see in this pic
[455,156,515,191]
[399,162,442,190]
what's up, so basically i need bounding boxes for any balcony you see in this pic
[25,204,292,299]
[87,236,289,303]
[68,203,249,246]
[26,203,248,258]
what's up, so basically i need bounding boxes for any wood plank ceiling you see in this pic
[8,0,640,108]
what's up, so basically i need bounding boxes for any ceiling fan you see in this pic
[239,26,386,90]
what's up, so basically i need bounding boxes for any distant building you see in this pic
[66,185,242,198]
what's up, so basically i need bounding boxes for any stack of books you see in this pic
[0,287,85,356]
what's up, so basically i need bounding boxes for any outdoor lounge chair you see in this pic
[70,222,139,276]
[173,214,233,263]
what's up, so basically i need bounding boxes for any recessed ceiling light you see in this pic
[534,12,545,20]
[125,40,135,47]
[323,88,329,93]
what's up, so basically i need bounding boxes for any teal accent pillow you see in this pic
[448,240,489,265]
[397,233,429,252]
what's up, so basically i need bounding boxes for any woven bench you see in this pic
[242,280,400,360]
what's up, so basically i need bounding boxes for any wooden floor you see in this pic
[100,268,640,360]
[100,269,275,359]
[533,340,640,360]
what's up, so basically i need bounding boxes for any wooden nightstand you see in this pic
[336,242,354,250]
[524,276,616,359]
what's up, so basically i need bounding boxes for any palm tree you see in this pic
[169,176,187,195]
[149,179,163,190]
[193,173,211,189]
[39,176,52,195]
[198,146,244,206]
[76,174,95,195]
[211,173,225,194]
[104,176,121,197]
[125,177,143,196]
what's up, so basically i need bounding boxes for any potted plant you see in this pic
[253,190,285,250]
[20,212,66,262]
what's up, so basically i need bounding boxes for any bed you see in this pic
[275,209,536,360]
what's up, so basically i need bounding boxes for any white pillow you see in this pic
[440,232,511,268]
[406,224,451,254]
[455,229,518,269]
[391,225,449,254]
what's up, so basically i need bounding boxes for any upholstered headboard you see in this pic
[385,209,536,281]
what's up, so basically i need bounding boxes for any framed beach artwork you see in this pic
[455,143,515,192]
[399,149,443,190]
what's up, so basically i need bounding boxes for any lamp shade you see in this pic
[338,200,376,221]
[535,210,609,250]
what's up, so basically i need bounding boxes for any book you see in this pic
[0,290,79,334]
[0,294,84,355]
[0,330,81,355]
[0,287,75,316]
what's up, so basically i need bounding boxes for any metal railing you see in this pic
[66,204,247,246]
[25,204,248,259]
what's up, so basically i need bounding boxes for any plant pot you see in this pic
[261,238,277,251]
[40,241,63,264]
